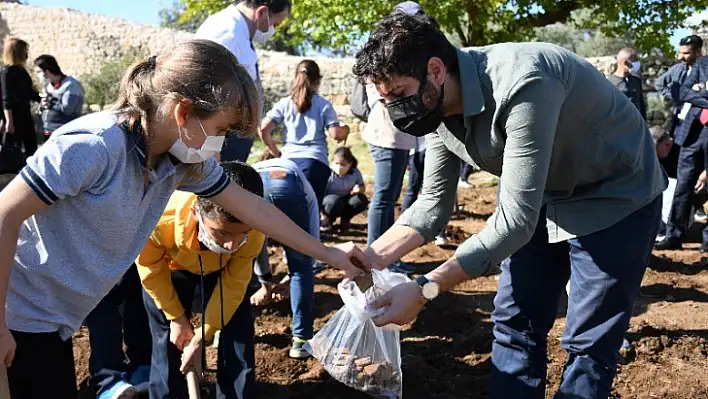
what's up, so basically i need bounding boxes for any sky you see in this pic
[28,0,166,25]
[27,1,699,47]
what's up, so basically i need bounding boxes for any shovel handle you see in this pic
[186,368,200,399]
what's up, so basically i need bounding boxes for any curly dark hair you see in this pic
[353,13,458,85]
[197,161,264,223]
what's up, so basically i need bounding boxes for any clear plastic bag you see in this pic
[306,269,410,399]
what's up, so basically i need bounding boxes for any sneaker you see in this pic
[312,260,326,274]
[129,365,150,394]
[695,209,708,223]
[320,216,333,232]
[388,260,415,275]
[654,237,682,250]
[98,380,137,399]
[289,337,311,359]
[434,235,449,246]
[701,244,708,254]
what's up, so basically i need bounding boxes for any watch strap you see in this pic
[415,275,430,287]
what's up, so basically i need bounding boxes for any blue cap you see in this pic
[393,1,423,16]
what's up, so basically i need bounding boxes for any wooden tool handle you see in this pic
[186,369,200,399]
[0,364,10,399]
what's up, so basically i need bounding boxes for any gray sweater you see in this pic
[42,76,85,133]
[396,44,667,277]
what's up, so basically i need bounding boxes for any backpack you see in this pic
[349,79,371,123]
[0,131,26,174]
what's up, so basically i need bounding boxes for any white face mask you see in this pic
[331,162,350,177]
[630,61,641,75]
[196,210,248,255]
[253,12,275,44]
[168,119,224,164]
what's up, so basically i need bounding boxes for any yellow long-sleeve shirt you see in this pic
[136,191,265,342]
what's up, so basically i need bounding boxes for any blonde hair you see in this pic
[3,37,29,66]
[112,39,260,175]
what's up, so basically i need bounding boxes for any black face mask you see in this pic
[386,73,445,137]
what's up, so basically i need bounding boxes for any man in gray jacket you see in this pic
[354,14,666,399]
[33,55,84,138]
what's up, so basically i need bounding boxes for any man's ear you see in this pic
[427,57,447,87]
[254,5,269,22]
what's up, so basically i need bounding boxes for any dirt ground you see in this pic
[73,173,708,398]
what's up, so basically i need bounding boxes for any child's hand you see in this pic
[170,315,195,351]
[351,185,362,195]
[250,283,274,307]
[0,325,16,368]
[268,147,281,158]
[180,335,203,376]
[696,170,708,193]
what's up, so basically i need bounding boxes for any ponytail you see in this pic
[291,59,321,113]
[112,57,157,183]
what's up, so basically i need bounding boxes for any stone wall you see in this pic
[0,3,359,124]
[0,3,677,128]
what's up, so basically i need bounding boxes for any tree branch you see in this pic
[455,20,468,47]
[517,1,583,28]
[465,2,483,46]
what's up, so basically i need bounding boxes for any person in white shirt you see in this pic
[196,0,292,162]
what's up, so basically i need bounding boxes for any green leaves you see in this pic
[167,0,708,56]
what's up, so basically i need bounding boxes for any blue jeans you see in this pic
[401,149,425,211]
[290,157,331,208]
[491,198,660,399]
[368,144,410,245]
[260,169,315,339]
[221,133,254,162]
[460,162,476,182]
[666,126,708,243]
[85,264,152,395]
[143,271,256,399]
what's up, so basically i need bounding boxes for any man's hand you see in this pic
[693,83,706,91]
[170,315,194,351]
[180,335,203,375]
[696,170,708,193]
[369,281,427,327]
[324,242,370,280]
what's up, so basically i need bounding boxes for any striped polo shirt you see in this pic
[9,111,229,340]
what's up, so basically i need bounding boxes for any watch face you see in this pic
[422,282,439,300]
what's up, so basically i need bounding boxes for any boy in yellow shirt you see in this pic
[137,161,265,399]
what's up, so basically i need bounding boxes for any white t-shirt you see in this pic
[196,5,258,82]
[195,5,263,111]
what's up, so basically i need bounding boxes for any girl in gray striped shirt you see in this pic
[0,39,367,398]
